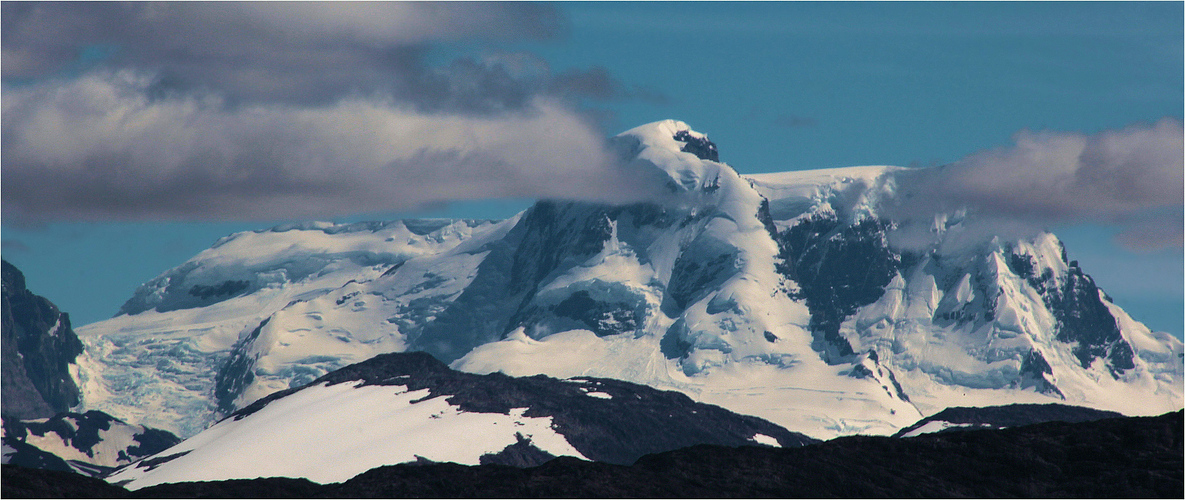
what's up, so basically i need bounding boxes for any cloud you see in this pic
[0,2,653,112]
[1,2,564,105]
[1,71,668,223]
[1110,209,1185,253]
[882,118,1184,252]
[548,66,669,104]
[1,2,675,224]
[1,239,30,253]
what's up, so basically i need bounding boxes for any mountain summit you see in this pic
[72,120,1182,440]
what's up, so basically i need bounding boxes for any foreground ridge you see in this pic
[105,352,813,489]
[4,410,1181,498]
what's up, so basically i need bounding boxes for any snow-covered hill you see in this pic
[106,351,811,490]
[73,120,1183,441]
[1,410,179,477]
[72,219,505,437]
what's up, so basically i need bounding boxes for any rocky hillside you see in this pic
[2,260,84,420]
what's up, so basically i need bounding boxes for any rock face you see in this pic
[2,260,83,420]
[108,352,814,489]
[774,214,915,360]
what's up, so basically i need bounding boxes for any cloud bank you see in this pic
[1,1,565,108]
[2,2,667,224]
[883,118,1184,252]
[2,71,666,223]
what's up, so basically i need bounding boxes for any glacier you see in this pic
[72,119,1183,442]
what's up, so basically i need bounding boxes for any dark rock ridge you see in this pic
[187,280,250,301]
[1017,348,1063,396]
[773,215,915,361]
[673,129,720,162]
[5,410,1179,498]
[213,318,269,416]
[3,465,131,499]
[1008,248,1135,376]
[2,441,76,475]
[766,207,1139,389]
[891,403,1126,437]
[408,201,623,363]
[1,260,84,420]
[227,351,816,466]
[406,200,677,363]
[2,410,181,477]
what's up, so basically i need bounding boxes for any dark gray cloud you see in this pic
[549,66,669,103]
[0,1,655,112]
[1,239,30,253]
[1,2,673,223]
[1,2,565,107]
[1,71,668,223]
[882,118,1184,252]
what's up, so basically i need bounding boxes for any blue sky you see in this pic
[2,2,1182,337]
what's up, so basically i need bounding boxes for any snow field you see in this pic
[75,219,505,437]
[107,381,586,489]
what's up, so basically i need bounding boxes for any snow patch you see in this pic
[900,420,985,438]
[750,433,780,447]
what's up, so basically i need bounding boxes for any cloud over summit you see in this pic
[1,2,667,223]
[2,71,665,223]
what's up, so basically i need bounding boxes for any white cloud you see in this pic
[883,119,1184,251]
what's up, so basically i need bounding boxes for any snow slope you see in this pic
[1,410,179,477]
[106,351,810,489]
[73,219,507,437]
[108,382,581,488]
[73,120,1183,442]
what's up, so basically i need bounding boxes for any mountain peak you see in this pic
[71,120,1183,441]
[618,119,718,162]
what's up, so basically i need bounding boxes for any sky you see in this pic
[2,1,1182,338]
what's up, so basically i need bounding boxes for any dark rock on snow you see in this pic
[2,410,182,477]
[229,351,816,466]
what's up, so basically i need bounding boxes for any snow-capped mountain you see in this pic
[106,351,812,490]
[2,410,179,477]
[71,219,503,437]
[72,120,1183,441]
